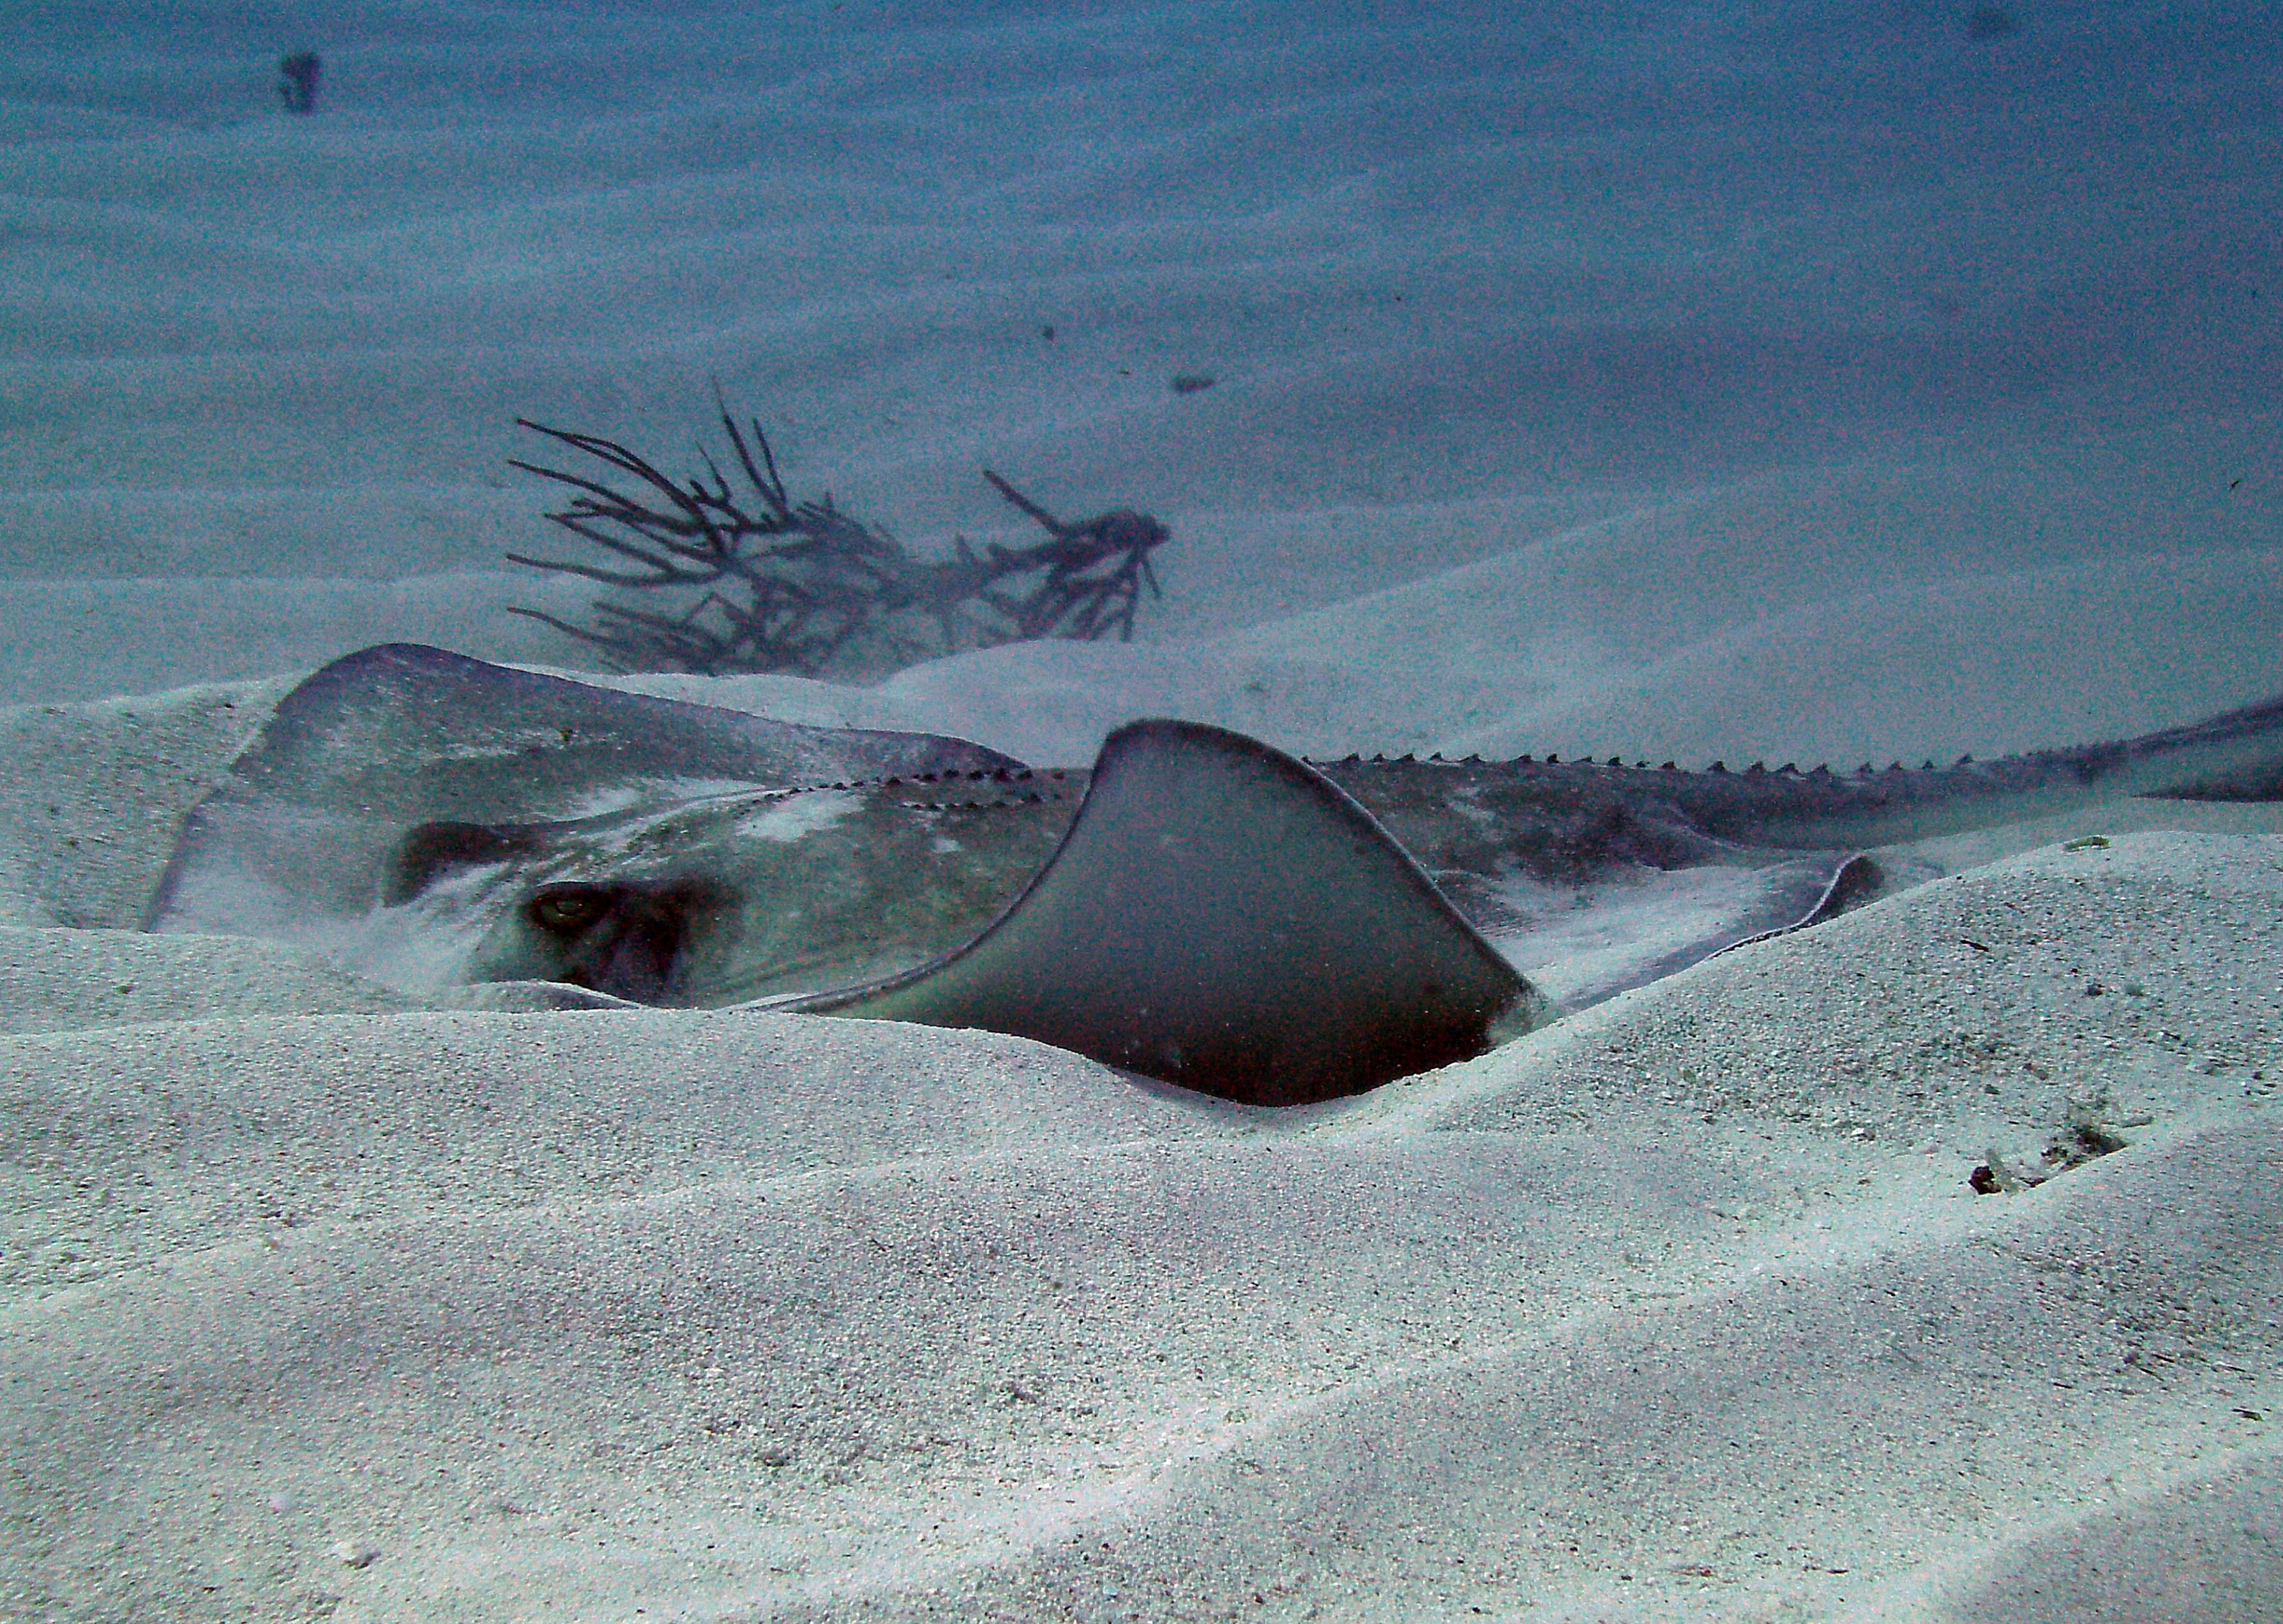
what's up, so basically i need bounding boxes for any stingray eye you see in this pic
[528,885,611,935]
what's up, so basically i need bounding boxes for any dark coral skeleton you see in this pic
[504,395,1170,678]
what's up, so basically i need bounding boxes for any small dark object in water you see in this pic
[1170,373,1217,395]
[277,51,322,114]
[1963,6,2018,40]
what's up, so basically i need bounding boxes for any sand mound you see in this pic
[3,831,2276,1621]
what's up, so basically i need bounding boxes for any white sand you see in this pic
[6,2,2281,736]
[8,3,2282,1614]
[1,675,2279,1623]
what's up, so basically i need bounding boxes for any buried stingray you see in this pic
[151,644,2283,1106]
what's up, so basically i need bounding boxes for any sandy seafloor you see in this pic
[0,665,2279,1624]
[7,0,2283,1616]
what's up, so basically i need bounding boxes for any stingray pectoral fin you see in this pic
[796,719,1550,1107]
[1703,852,1888,964]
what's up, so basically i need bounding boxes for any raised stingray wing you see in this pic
[797,719,1551,1108]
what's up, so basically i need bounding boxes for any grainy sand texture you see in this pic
[8,1,2281,1615]
[1,677,2278,1623]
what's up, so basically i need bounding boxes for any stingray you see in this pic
[147,643,1020,979]
[150,643,2283,1106]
